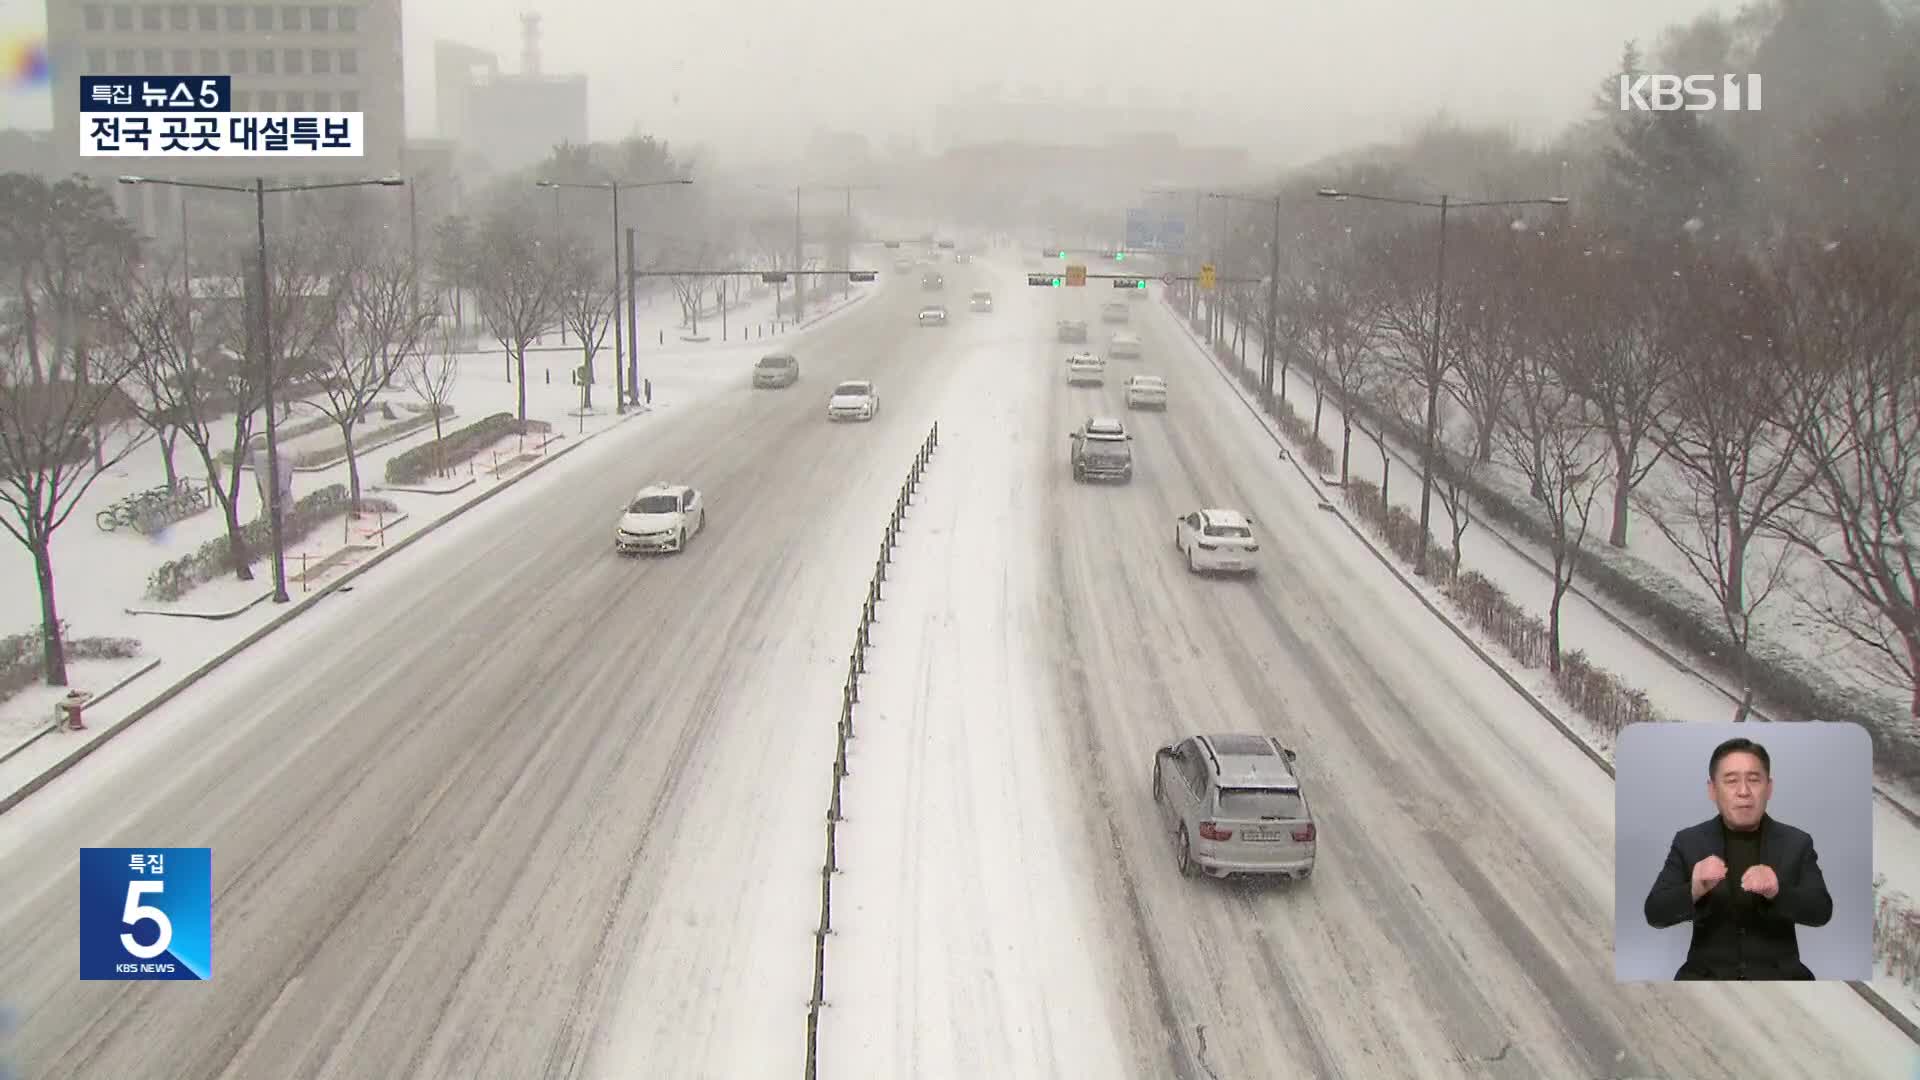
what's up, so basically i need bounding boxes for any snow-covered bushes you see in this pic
[0,622,141,705]
[141,484,396,602]
[383,412,551,485]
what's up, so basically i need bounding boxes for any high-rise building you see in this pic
[434,16,585,175]
[41,0,406,234]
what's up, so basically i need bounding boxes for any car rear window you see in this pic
[1217,788,1304,820]
[1205,524,1252,539]
[629,495,678,513]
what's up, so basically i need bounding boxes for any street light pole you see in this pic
[1316,186,1568,570]
[253,176,289,603]
[611,181,625,411]
[793,185,804,321]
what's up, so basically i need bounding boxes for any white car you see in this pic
[616,483,707,554]
[1066,351,1106,386]
[1109,331,1142,359]
[828,380,880,421]
[1125,374,1167,410]
[1175,508,1260,574]
[918,305,948,326]
[1102,301,1130,324]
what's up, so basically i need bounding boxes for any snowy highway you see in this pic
[0,253,1913,1078]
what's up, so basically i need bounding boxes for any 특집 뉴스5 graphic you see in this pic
[78,847,211,980]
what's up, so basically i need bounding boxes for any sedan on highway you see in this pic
[1109,331,1142,359]
[615,483,707,554]
[827,380,880,421]
[1124,374,1167,410]
[1066,351,1106,386]
[1175,508,1260,574]
[1057,319,1088,343]
[918,305,949,326]
[1154,733,1316,881]
[969,289,994,312]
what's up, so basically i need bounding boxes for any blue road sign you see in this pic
[1126,208,1187,253]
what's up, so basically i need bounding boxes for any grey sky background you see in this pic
[1,0,1747,162]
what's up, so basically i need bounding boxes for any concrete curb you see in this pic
[0,410,641,817]
[0,656,164,767]
[126,590,273,621]
[1158,296,1920,1044]
[371,477,479,496]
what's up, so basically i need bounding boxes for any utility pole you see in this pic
[793,186,804,321]
[844,186,853,299]
[1264,194,1280,403]
[408,182,419,308]
[627,226,640,405]
[610,182,626,412]
[254,177,289,603]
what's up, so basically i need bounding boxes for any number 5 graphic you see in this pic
[120,881,171,959]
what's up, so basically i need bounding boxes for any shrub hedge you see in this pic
[142,484,399,602]
[0,621,142,705]
[384,413,552,485]
[217,404,446,469]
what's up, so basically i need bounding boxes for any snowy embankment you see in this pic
[1156,289,1920,1027]
[0,280,873,789]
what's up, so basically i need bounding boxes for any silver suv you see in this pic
[1152,733,1316,881]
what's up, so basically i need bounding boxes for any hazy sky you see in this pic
[1,0,1747,162]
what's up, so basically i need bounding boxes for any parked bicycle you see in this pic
[95,478,211,534]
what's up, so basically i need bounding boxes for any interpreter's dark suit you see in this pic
[1643,814,1833,980]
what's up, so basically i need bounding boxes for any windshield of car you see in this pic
[1204,524,1253,539]
[629,495,679,514]
[1216,788,1304,820]
[756,356,790,369]
[834,383,870,397]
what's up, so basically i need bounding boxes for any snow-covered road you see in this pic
[0,263,973,1078]
[0,249,1913,1078]
[820,265,1919,1079]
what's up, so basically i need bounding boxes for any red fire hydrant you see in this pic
[56,689,93,731]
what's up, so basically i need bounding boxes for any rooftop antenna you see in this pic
[520,12,542,77]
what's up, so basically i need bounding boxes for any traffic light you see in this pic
[1065,263,1087,287]
[1027,273,1061,287]
[1113,278,1144,289]
[1113,251,1126,261]
[848,270,876,283]
[1199,263,1216,290]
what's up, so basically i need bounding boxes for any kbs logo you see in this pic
[1618,74,1763,112]
[78,848,211,981]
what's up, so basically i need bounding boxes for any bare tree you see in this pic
[666,238,716,336]
[111,269,260,582]
[1371,223,1460,567]
[554,240,615,410]
[1445,222,1531,465]
[1433,409,1484,580]
[472,214,562,422]
[1497,348,1613,673]
[400,306,462,478]
[1299,256,1383,483]
[0,174,147,685]
[1773,226,1920,724]
[1640,251,1833,720]
[307,243,428,508]
[1549,242,1676,548]
[1352,355,1421,512]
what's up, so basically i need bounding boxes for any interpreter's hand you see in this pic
[1692,855,1728,901]
[1741,864,1780,899]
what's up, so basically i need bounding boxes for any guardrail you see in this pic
[803,420,940,1080]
